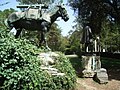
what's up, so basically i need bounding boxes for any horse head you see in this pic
[56,4,69,22]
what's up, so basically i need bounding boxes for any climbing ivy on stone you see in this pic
[0,28,76,90]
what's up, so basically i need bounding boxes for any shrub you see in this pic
[55,53,76,89]
[0,29,76,90]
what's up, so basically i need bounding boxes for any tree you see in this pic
[68,0,120,34]
[59,36,69,52]
[68,0,120,52]
[101,19,120,52]
[0,8,15,29]
[65,27,83,54]
[47,23,64,51]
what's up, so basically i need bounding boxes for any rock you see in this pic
[52,73,65,76]
[38,52,59,66]
[94,68,108,84]
[40,66,65,76]
[39,52,65,76]
[82,70,95,77]
[81,54,101,77]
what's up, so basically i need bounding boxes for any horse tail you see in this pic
[4,19,9,28]
[4,19,12,29]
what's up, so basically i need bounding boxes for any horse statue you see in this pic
[5,4,69,50]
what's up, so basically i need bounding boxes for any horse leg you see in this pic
[38,31,47,46]
[85,43,89,52]
[10,27,17,35]
[15,28,22,38]
[38,31,44,46]
[40,27,51,51]
[44,32,51,51]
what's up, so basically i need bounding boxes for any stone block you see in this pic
[82,70,95,77]
[81,54,101,77]
[38,52,59,66]
[94,68,108,84]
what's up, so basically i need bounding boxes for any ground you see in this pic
[66,55,120,90]
[76,77,120,90]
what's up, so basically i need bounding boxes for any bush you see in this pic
[0,29,76,90]
[54,53,76,90]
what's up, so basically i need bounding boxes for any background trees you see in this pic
[68,0,120,52]
[65,28,83,54]
[47,23,67,51]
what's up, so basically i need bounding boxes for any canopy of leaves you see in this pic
[68,0,120,52]
[65,27,83,55]
[48,23,66,51]
[68,0,120,35]
[100,19,120,52]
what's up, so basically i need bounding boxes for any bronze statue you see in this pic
[81,25,93,52]
[5,4,69,50]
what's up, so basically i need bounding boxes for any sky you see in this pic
[0,0,76,36]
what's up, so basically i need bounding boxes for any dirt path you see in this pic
[76,78,120,90]
[66,55,120,90]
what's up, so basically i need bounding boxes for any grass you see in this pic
[101,57,120,69]
[101,57,120,80]
[67,55,82,76]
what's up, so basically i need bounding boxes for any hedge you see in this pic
[0,29,76,90]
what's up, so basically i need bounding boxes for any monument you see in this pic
[81,25,108,84]
[4,3,69,77]
[5,4,69,50]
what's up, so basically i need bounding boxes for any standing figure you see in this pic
[81,25,93,52]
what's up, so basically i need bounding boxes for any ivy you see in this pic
[54,53,76,90]
[0,28,76,90]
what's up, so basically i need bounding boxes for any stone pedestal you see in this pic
[38,52,65,76]
[94,68,108,84]
[82,54,101,77]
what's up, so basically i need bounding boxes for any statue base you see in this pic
[38,52,65,76]
[81,53,101,77]
[94,68,108,84]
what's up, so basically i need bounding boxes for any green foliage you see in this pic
[0,29,76,90]
[101,57,120,69]
[68,0,120,52]
[68,0,120,34]
[68,56,82,75]
[101,20,120,52]
[55,53,76,90]
[59,36,69,52]
[0,9,15,29]
[65,30,82,55]
[48,23,63,51]
[0,28,42,89]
